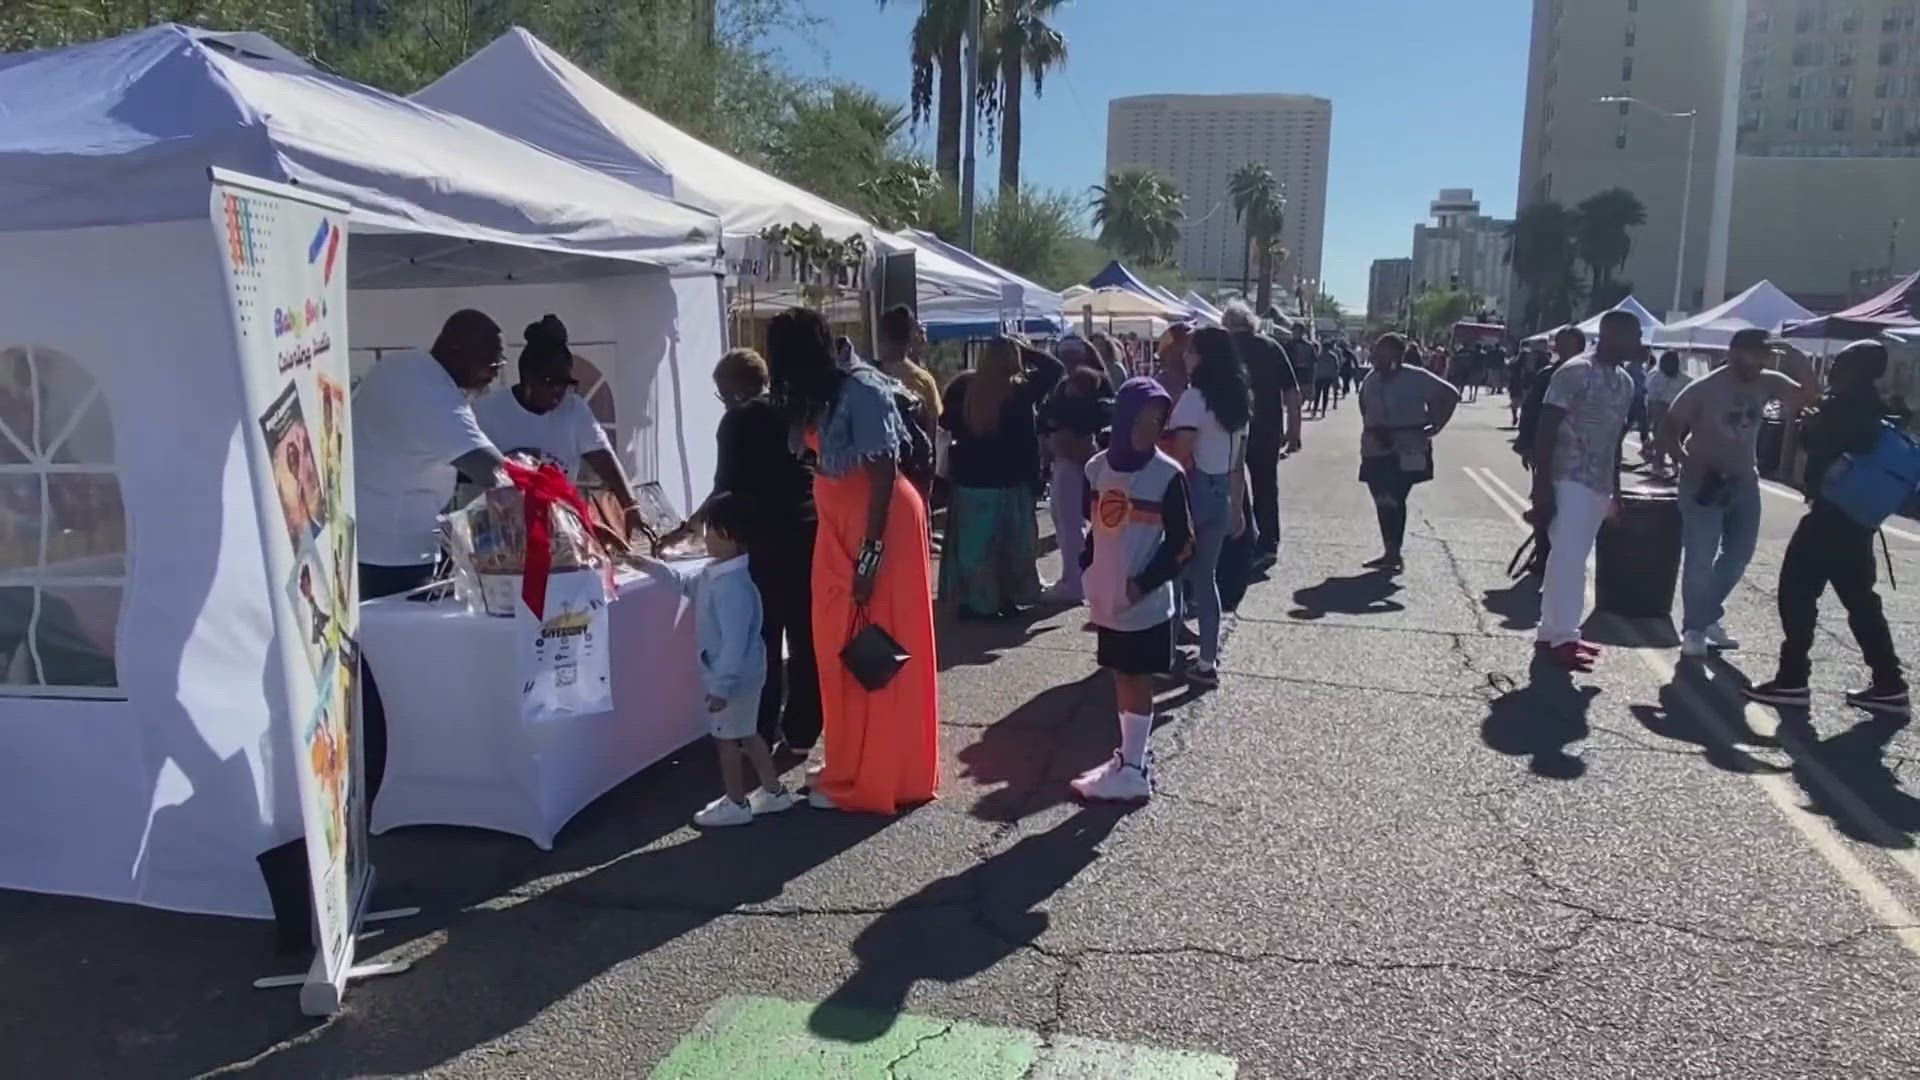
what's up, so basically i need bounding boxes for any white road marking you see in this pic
[1463,465,1920,955]
[1619,435,1920,545]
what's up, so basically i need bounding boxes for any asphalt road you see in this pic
[8,386,1920,1078]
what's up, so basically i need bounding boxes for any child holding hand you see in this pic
[1071,378,1194,802]
[640,492,794,827]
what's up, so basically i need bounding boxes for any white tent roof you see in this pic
[1524,295,1664,346]
[415,28,872,244]
[898,228,1066,328]
[1183,291,1225,326]
[1652,280,1814,349]
[0,25,720,269]
[1062,285,1188,320]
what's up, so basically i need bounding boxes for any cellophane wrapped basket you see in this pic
[441,481,611,617]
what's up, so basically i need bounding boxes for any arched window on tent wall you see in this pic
[0,346,125,695]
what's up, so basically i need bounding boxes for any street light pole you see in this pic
[1596,96,1700,317]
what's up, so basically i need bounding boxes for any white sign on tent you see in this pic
[207,170,407,1015]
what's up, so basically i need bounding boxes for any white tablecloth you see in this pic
[359,565,708,848]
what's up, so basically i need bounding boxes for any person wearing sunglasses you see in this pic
[472,314,646,535]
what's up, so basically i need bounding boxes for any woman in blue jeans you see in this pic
[1167,327,1252,689]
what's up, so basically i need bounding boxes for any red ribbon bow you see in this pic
[500,460,597,620]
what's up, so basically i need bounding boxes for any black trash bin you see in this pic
[1594,486,1683,619]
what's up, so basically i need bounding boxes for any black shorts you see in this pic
[1096,619,1175,675]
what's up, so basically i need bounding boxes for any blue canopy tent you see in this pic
[1088,260,1195,319]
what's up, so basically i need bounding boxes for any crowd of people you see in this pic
[377,295,1915,831]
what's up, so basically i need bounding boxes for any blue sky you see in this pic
[771,0,1532,307]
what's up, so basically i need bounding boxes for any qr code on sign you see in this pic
[556,666,576,687]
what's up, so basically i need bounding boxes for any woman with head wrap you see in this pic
[1746,340,1908,713]
[1069,378,1192,803]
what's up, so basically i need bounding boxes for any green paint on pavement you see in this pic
[651,996,1236,1080]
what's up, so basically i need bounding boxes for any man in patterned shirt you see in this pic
[1529,310,1641,671]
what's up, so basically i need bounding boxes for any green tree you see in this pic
[1091,169,1183,267]
[880,0,969,188]
[766,85,939,229]
[978,186,1083,282]
[1574,187,1647,309]
[1411,287,1475,341]
[978,0,1068,195]
[1506,199,1585,332]
[1314,290,1346,321]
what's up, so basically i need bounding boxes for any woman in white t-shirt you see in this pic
[1166,327,1251,689]
[472,315,647,534]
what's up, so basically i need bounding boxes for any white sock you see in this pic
[1118,712,1152,768]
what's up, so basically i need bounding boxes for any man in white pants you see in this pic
[1529,310,1641,671]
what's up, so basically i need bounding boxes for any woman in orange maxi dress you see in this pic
[767,309,938,813]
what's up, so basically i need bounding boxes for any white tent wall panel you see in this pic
[0,220,295,918]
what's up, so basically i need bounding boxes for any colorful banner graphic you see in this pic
[209,173,366,1010]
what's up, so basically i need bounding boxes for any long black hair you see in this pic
[766,307,845,422]
[1188,326,1251,433]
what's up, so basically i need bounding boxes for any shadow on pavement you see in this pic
[1482,580,1542,632]
[1288,571,1405,621]
[1630,661,1787,776]
[808,806,1133,1045]
[1,746,899,1079]
[936,606,1063,671]
[1777,711,1920,849]
[1581,611,1680,649]
[1482,651,1600,779]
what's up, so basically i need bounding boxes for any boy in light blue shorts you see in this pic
[641,493,794,827]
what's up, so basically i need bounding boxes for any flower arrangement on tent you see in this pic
[756,223,868,306]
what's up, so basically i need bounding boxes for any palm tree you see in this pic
[1249,193,1287,311]
[1574,187,1647,295]
[1506,199,1584,331]
[881,0,969,186]
[1228,163,1278,294]
[1091,170,1183,266]
[978,0,1069,194]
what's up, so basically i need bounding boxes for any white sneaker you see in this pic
[749,787,797,816]
[1680,631,1711,658]
[694,795,753,828]
[1705,622,1741,650]
[807,787,838,810]
[1070,752,1153,802]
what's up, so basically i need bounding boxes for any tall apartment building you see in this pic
[1107,94,1333,294]
[1411,189,1517,315]
[1368,258,1413,323]
[1517,0,1920,316]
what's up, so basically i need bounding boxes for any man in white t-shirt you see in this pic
[352,309,508,599]
[473,314,648,540]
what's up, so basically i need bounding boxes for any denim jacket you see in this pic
[665,555,766,699]
[792,361,910,478]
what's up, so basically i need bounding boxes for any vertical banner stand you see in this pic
[206,168,415,1017]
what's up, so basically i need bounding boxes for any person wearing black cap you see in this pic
[472,315,647,530]
[1746,341,1908,712]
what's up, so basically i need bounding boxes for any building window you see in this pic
[0,346,124,696]
[1616,132,1629,149]
[1750,6,1775,33]
[1836,41,1857,67]
[1879,75,1895,98]
[1624,20,1636,47]
[1626,0,1637,11]
[1794,42,1827,65]
[1833,106,1854,130]
[1835,74,1855,99]
[1622,56,1634,80]
[1883,41,1902,65]
[1885,4,1916,31]
[1741,106,1767,132]
[1744,72,1768,99]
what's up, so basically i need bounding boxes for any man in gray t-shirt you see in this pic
[1661,328,1818,653]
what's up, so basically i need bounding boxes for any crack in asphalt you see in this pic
[882,1020,956,1078]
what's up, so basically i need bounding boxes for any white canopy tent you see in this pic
[1524,296,1664,347]
[1652,281,1814,351]
[1183,292,1226,327]
[895,229,1067,338]
[877,231,1021,341]
[0,24,728,919]
[415,29,871,248]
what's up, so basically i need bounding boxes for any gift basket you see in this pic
[442,456,616,617]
